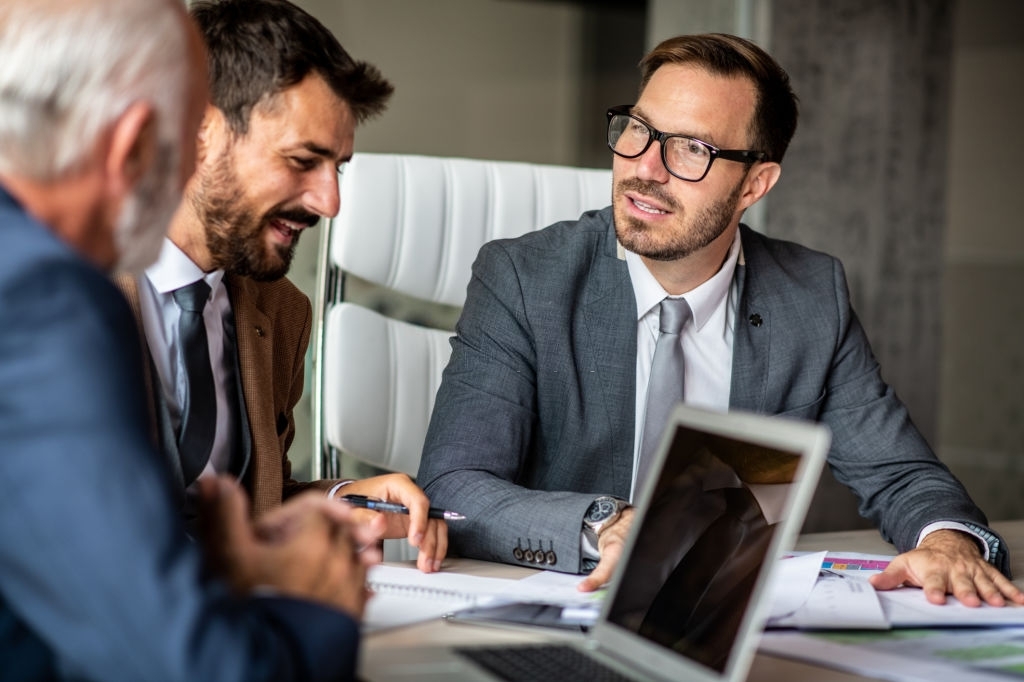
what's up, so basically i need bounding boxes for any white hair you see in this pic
[0,0,190,181]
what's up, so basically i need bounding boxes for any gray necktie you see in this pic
[636,298,692,494]
[172,279,216,485]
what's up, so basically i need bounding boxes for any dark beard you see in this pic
[614,176,742,261]
[190,153,310,282]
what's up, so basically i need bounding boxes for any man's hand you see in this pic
[198,475,381,620]
[869,529,1024,607]
[578,508,635,592]
[338,473,448,573]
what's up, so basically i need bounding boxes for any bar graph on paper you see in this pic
[782,551,892,574]
[819,555,891,573]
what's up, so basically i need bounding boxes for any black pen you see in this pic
[340,494,466,521]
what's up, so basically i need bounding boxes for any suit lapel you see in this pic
[221,297,252,480]
[112,274,186,493]
[225,275,267,492]
[729,225,771,413]
[579,220,639,498]
[114,275,151,401]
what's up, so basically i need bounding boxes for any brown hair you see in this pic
[190,0,393,134]
[639,33,798,163]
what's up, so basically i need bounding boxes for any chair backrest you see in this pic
[313,152,611,479]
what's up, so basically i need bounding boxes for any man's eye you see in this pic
[291,157,317,170]
[680,138,709,159]
[627,120,648,137]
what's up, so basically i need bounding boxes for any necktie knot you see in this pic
[173,280,211,313]
[659,297,692,335]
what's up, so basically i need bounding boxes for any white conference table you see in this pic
[361,520,1024,681]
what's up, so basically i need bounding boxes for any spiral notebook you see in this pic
[365,564,602,632]
[364,565,516,632]
[361,404,830,682]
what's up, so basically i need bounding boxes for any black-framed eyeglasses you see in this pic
[606,105,767,182]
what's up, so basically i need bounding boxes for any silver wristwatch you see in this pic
[582,495,630,545]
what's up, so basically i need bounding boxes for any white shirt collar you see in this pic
[145,238,225,294]
[624,229,742,331]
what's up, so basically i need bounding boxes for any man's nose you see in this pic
[304,165,341,218]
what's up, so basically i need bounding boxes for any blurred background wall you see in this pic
[284,0,1024,531]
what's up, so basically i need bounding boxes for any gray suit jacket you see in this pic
[418,206,1003,574]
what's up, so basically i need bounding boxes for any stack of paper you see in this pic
[767,551,1024,629]
[761,550,1024,681]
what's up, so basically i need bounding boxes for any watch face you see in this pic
[586,497,619,523]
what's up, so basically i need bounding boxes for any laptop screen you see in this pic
[604,419,809,674]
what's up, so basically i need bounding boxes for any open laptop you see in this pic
[360,404,830,682]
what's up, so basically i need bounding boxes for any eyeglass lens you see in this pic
[607,113,714,181]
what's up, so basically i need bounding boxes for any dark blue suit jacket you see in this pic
[419,206,1004,574]
[0,186,359,681]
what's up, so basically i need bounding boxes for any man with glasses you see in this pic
[419,33,1023,608]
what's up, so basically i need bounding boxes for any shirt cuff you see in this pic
[916,520,995,563]
[580,530,600,560]
[326,479,356,501]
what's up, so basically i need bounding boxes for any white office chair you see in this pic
[312,154,610,555]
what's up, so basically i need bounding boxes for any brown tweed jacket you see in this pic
[116,273,334,517]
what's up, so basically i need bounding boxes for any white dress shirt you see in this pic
[626,233,742,499]
[581,233,743,561]
[610,231,984,560]
[139,239,237,487]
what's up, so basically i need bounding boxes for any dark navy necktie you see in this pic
[172,279,216,485]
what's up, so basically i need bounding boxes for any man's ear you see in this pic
[105,101,157,195]
[195,104,228,166]
[739,161,782,211]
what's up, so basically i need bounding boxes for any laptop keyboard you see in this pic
[456,643,638,682]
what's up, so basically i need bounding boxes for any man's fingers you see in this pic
[322,498,384,565]
[923,569,962,606]
[357,541,383,567]
[403,504,428,549]
[871,541,1022,610]
[996,575,1024,605]
[971,571,1005,607]
[199,476,251,547]
[381,477,430,546]
[352,512,386,548]
[577,565,610,593]
[579,511,632,592]
[256,491,326,542]
[414,521,447,573]
[868,562,908,591]
[321,522,371,619]
[196,476,260,592]
[578,551,619,593]
[340,507,380,532]
[955,565,1020,607]
[947,567,991,607]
